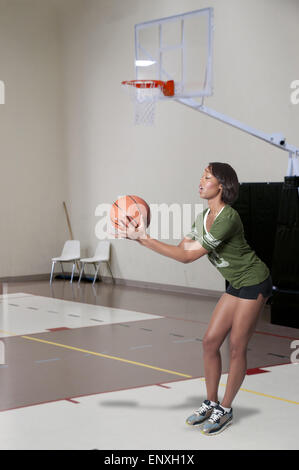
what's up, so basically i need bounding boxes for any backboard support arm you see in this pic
[176,97,299,177]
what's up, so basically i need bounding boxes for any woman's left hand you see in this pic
[114,216,148,241]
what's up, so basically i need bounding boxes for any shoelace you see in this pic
[209,408,225,423]
[194,402,211,416]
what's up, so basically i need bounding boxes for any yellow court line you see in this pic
[21,335,192,379]
[2,328,298,405]
[0,325,191,377]
[198,377,299,406]
[237,386,299,405]
[0,328,18,337]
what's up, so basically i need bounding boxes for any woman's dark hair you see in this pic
[208,162,239,205]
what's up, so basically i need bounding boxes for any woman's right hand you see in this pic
[112,216,148,242]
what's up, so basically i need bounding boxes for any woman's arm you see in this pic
[114,218,209,263]
[138,235,208,264]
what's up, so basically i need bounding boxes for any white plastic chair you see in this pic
[50,240,80,284]
[78,241,114,285]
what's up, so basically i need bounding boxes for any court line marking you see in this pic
[2,295,298,340]
[21,335,299,405]
[236,387,299,405]
[1,327,298,406]
[65,397,80,404]
[160,315,299,340]
[197,377,299,406]
[21,335,192,379]
[35,358,60,364]
[130,344,153,350]
[0,328,19,336]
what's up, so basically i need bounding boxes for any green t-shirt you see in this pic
[186,204,270,289]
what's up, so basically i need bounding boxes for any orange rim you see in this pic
[121,79,175,97]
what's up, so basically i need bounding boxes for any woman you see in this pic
[114,162,273,436]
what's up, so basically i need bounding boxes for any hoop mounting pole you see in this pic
[176,97,299,176]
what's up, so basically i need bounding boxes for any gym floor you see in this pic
[0,279,298,450]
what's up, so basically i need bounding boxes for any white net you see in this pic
[122,81,163,126]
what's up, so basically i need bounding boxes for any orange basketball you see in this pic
[110,195,151,230]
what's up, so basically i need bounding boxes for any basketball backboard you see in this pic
[134,8,214,99]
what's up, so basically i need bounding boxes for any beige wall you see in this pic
[1,0,298,292]
[0,0,67,277]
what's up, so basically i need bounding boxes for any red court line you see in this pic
[163,314,299,340]
[65,398,80,404]
[0,362,292,414]
[47,327,71,332]
[249,360,292,369]
[0,382,178,413]
[254,330,299,340]
[246,368,270,375]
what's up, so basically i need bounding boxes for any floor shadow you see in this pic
[99,400,138,408]
[98,396,261,424]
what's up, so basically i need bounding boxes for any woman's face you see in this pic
[198,167,223,200]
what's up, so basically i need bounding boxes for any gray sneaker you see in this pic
[201,404,233,436]
[186,400,220,426]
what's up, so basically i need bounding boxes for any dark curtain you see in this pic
[229,179,299,328]
[232,182,283,272]
[271,176,299,289]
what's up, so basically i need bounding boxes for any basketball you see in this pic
[110,195,151,230]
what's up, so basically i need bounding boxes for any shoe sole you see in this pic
[186,419,207,427]
[201,418,233,436]
[186,414,212,427]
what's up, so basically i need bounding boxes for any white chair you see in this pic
[50,240,80,284]
[78,241,114,285]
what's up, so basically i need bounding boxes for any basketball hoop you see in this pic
[121,80,175,126]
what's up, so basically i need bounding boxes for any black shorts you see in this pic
[226,275,273,300]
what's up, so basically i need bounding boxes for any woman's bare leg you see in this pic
[221,293,269,408]
[202,293,239,403]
